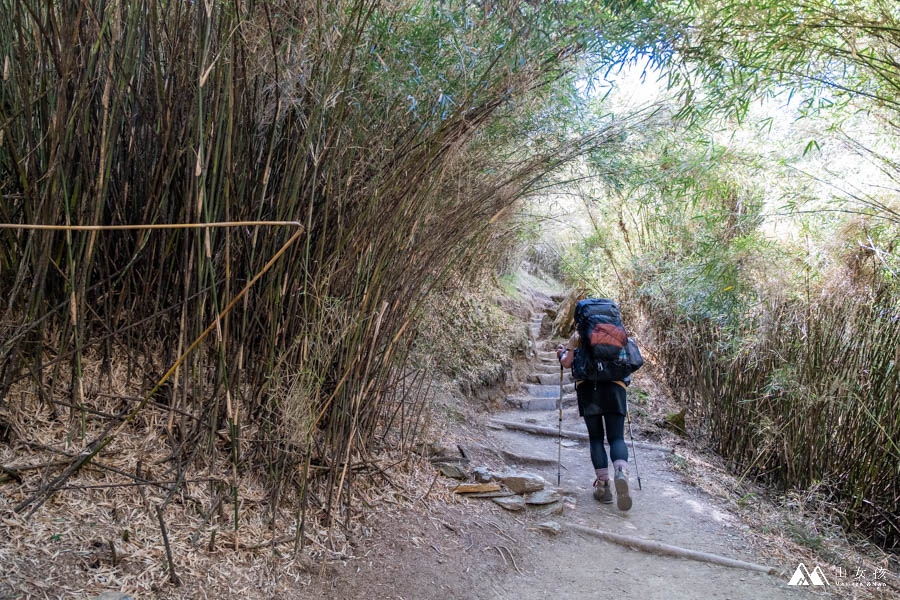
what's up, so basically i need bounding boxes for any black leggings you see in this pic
[583,413,628,470]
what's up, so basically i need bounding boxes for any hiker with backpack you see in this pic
[556,298,643,511]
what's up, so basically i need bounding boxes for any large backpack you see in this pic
[572,298,643,382]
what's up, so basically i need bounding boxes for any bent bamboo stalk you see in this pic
[0,220,303,231]
[565,523,777,575]
[491,419,673,453]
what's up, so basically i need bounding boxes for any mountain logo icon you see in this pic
[788,563,830,586]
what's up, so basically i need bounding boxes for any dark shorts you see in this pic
[575,380,627,417]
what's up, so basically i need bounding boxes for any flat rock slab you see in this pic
[538,362,561,370]
[537,521,562,536]
[497,471,547,494]
[529,500,564,517]
[493,496,526,511]
[454,483,501,494]
[426,442,456,457]
[529,373,575,385]
[508,395,576,411]
[525,489,561,505]
[471,466,495,483]
[430,455,470,465]
[438,463,467,479]
[499,449,557,467]
[465,490,515,499]
[524,384,563,398]
[491,419,675,453]
[508,397,554,411]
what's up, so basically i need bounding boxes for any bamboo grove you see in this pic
[645,0,900,549]
[563,0,900,549]
[0,0,636,538]
[3,0,897,564]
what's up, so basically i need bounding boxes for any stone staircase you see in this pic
[507,312,576,411]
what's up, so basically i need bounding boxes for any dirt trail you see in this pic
[471,312,819,600]
[0,303,867,599]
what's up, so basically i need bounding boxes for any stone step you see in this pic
[524,382,576,398]
[528,372,574,385]
[534,363,566,374]
[507,394,577,411]
[536,350,558,360]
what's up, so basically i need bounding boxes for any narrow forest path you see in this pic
[466,311,819,600]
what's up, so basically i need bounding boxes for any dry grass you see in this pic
[631,287,900,550]
[0,373,470,598]
[625,356,899,599]
[0,1,623,575]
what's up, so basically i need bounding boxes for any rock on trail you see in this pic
[496,471,547,494]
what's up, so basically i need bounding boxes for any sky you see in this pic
[591,58,899,240]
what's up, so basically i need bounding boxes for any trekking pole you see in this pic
[557,364,563,486]
[625,406,642,490]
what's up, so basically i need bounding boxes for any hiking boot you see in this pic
[593,478,613,504]
[615,467,632,511]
